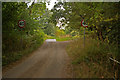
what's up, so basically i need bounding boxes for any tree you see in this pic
[2,2,47,66]
[51,2,120,44]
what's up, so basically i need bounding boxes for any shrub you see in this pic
[67,38,119,78]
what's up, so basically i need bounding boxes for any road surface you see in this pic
[3,40,72,78]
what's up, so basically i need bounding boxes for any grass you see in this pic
[2,39,44,66]
[66,37,119,78]
[55,37,73,41]
[45,35,79,41]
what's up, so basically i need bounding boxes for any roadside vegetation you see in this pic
[62,2,120,78]
[2,1,120,78]
[2,2,46,66]
[2,2,75,66]
[67,37,118,78]
[45,28,79,41]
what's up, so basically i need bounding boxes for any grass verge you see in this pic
[55,37,73,41]
[2,41,44,66]
[45,35,79,41]
[66,38,119,78]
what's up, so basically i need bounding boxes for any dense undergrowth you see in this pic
[2,2,46,66]
[2,3,120,77]
[2,2,75,66]
[2,30,45,66]
[67,37,119,78]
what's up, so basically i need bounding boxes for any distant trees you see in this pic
[2,2,120,66]
[38,9,56,36]
[51,2,120,61]
[51,2,120,44]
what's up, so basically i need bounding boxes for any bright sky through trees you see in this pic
[27,0,57,10]
[27,0,69,30]
[46,0,57,10]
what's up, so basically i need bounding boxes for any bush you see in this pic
[2,29,45,66]
[67,38,119,78]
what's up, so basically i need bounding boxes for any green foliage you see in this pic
[55,37,72,41]
[52,2,120,62]
[52,2,120,44]
[37,9,56,36]
[44,23,55,36]
[67,38,118,78]
[55,29,65,37]
[31,3,46,18]
[70,30,79,36]
[2,2,46,66]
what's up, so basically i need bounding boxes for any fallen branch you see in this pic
[109,57,120,65]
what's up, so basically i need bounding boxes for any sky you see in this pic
[27,0,57,10]
[46,0,57,10]
[46,0,66,29]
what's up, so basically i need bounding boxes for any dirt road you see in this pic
[3,40,72,78]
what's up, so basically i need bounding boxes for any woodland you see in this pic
[2,1,120,78]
